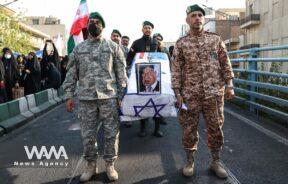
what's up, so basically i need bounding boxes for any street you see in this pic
[0,103,288,184]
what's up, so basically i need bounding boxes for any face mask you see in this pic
[88,23,102,37]
[5,54,11,59]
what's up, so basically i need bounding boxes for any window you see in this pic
[32,19,39,25]
[230,15,239,20]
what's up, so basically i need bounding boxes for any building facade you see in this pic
[23,16,67,56]
[0,6,49,53]
[241,0,288,72]
[204,8,245,52]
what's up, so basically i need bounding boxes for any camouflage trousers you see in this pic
[179,94,224,151]
[78,99,120,162]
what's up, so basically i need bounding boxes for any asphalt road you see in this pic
[0,102,287,184]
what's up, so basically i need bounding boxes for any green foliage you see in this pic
[270,62,283,73]
[0,9,35,55]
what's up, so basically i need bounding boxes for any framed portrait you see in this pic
[136,63,161,94]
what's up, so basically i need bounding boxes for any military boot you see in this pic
[210,150,228,179]
[153,118,163,137]
[80,161,98,182]
[182,150,195,177]
[159,117,167,125]
[139,119,147,137]
[124,121,132,128]
[105,161,119,181]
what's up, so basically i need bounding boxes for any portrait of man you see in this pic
[137,63,161,94]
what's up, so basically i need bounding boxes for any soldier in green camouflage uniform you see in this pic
[63,12,127,182]
[172,5,235,179]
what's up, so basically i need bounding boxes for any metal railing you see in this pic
[240,14,260,25]
[229,45,288,122]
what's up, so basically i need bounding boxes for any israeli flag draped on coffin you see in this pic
[121,52,177,121]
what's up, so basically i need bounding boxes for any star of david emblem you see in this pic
[133,98,166,117]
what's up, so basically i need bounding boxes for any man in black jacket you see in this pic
[126,21,158,68]
[127,21,164,137]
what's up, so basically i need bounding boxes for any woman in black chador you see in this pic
[24,52,41,95]
[41,40,61,89]
[1,47,19,101]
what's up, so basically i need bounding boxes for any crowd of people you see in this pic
[0,41,68,104]
[0,30,173,105]
[62,4,235,182]
[1,4,235,183]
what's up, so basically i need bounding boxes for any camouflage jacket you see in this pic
[171,31,234,99]
[63,38,128,100]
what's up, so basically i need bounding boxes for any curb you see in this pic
[58,87,65,101]
[52,89,62,104]
[1,99,29,133]
[0,127,4,136]
[47,89,58,106]
[26,94,41,116]
[34,90,54,113]
[0,87,64,136]
[19,97,34,119]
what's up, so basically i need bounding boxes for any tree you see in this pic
[0,9,35,55]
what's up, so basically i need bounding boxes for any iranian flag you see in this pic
[67,0,89,54]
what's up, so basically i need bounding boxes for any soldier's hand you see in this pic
[175,95,183,108]
[65,98,74,112]
[118,100,122,107]
[225,88,235,100]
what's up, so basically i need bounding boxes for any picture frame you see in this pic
[136,63,161,94]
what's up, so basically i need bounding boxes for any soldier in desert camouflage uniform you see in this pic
[62,12,127,182]
[171,5,235,179]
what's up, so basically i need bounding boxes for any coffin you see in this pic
[120,52,177,121]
